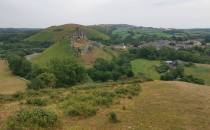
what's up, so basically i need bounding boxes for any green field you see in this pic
[185,64,210,85]
[131,59,160,80]
[31,42,77,66]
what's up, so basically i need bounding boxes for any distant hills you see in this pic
[26,24,110,42]
[23,23,210,67]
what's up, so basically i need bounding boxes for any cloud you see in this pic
[0,0,209,28]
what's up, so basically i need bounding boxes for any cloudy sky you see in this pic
[0,0,210,28]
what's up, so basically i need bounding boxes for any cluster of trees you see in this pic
[7,55,87,90]
[88,55,133,82]
[7,51,135,90]
[7,54,32,78]
[130,46,210,64]
[0,41,51,58]
[156,62,204,85]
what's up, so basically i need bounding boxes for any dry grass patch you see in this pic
[0,60,26,95]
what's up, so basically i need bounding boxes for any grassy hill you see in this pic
[31,41,77,66]
[27,24,117,67]
[185,64,210,85]
[31,41,119,67]
[131,59,160,80]
[26,24,110,42]
[0,60,26,94]
[1,80,210,129]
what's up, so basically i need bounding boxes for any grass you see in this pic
[131,59,160,80]
[81,47,119,68]
[0,60,26,95]
[1,80,210,129]
[26,24,110,42]
[185,64,210,85]
[31,41,77,66]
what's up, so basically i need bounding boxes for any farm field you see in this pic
[0,60,26,95]
[185,64,210,85]
[131,59,160,80]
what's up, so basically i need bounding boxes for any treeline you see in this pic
[0,30,51,58]
[156,62,204,85]
[7,53,134,90]
[88,54,133,82]
[129,46,210,64]
[0,41,51,58]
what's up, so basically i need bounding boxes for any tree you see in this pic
[47,58,87,87]
[7,54,31,78]
[36,72,56,88]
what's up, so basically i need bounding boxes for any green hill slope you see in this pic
[26,24,110,42]
[31,41,77,66]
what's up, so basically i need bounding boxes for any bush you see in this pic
[127,84,141,96]
[94,96,113,106]
[65,103,97,117]
[160,72,176,80]
[27,78,44,90]
[182,75,205,85]
[27,72,57,90]
[6,108,58,130]
[114,87,128,95]
[26,98,48,106]
[108,112,118,123]
[156,62,169,73]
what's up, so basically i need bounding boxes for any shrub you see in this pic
[27,72,56,90]
[127,84,141,96]
[156,62,169,73]
[26,98,48,106]
[108,112,118,123]
[36,72,57,88]
[6,108,58,130]
[94,96,113,106]
[65,103,97,117]
[27,78,44,90]
[182,75,205,85]
[114,87,128,95]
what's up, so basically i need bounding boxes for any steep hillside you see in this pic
[0,60,26,94]
[26,24,110,42]
[31,41,77,66]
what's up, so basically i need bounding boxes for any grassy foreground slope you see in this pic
[0,60,26,94]
[131,59,160,80]
[64,81,210,130]
[185,64,210,85]
[26,24,110,42]
[1,80,210,130]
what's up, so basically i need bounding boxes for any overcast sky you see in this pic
[0,0,210,28]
